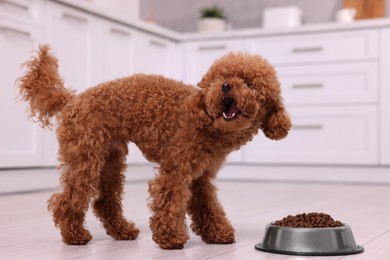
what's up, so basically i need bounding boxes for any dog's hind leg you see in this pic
[48,127,108,245]
[187,159,235,244]
[93,140,140,241]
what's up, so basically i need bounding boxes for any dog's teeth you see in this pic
[223,112,235,119]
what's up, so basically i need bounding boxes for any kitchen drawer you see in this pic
[277,61,378,105]
[0,0,43,26]
[244,106,378,165]
[245,29,378,65]
[183,39,243,84]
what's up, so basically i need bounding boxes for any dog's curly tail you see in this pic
[18,44,74,128]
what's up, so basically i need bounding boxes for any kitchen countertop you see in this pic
[180,18,390,42]
[52,0,390,42]
[52,0,181,41]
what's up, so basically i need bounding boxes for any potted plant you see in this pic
[197,5,226,33]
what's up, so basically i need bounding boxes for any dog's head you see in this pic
[198,52,291,140]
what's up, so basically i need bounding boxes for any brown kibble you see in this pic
[272,212,344,228]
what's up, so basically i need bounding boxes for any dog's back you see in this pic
[18,45,200,163]
[69,74,197,162]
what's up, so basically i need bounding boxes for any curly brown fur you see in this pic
[18,46,291,249]
[18,45,74,128]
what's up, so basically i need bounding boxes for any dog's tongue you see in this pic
[228,102,239,116]
[224,102,239,119]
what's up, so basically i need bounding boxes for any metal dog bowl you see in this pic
[255,223,364,256]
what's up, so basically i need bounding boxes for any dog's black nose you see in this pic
[222,83,232,93]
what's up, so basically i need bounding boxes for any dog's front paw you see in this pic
[200,223,235,244]
[61,228,92,245]
[152,232,189,249]
[150,214,189,249]
[106,222,140,241]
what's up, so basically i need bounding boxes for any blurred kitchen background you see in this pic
[140,0,390,31]
[1,0,390,193]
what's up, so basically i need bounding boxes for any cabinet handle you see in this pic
[198,45,226,51]
[293,124,323,130]
[0,25,31,38]
[292,83,323,89]
[292,46,323,53]
[150,39,167,48]
[62,13,88,23]
[0,0,29,11]
[110,27,131,36]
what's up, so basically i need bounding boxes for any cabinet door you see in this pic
[0,20,44,167]
[134,32,177,78]
[245,106,378,165]
[97,20,135,83]
[44,3,97,165]
[45,2,95,92]
[0,0,43,26]
[183,39,243,85]
[380,28,390,165]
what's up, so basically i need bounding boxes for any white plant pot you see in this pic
[197,18,226,33]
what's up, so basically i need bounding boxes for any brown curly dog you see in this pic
[18,45,291,249]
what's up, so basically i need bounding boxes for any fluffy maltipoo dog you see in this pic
[18,45,291,249]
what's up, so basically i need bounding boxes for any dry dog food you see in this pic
[272,212,344,228]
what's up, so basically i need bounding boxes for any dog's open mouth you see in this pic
[222,96,241,121]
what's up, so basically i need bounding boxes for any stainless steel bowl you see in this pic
[255,223,364,256]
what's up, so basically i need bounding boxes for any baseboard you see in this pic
[0,165,155,195]
[1,164,389,194]
[218,164,390,185]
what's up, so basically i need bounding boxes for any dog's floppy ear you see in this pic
[261,98,292,140]
[197,74,209,89]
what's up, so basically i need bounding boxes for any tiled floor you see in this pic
[1,176,390,259]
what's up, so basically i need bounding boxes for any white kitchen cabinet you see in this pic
[244,29,381,166]
[0,0,44,26]
[0,19,44,167]
[96,20,135,84]
[380,28,390,165]
[183,39,243,85]
[44,3,139,165]
[1,0,388,178]
[45,3,151,165]
[245,106,378,165]
[45,2,96,92]
[244,29,378,65]
[276,62,378,106]
[44,2,143,166]
[43,2,98,165]
[134,32,178,78]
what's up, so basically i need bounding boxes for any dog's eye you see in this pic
[245,81,252,88]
